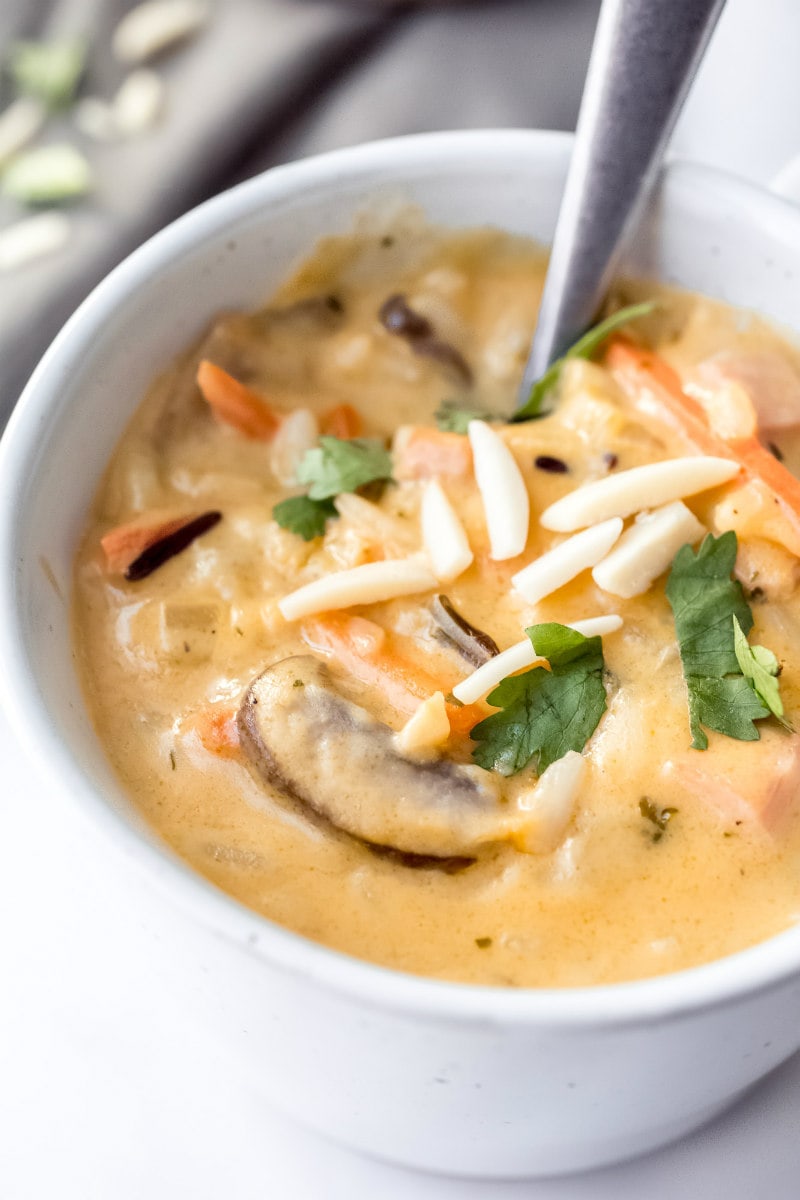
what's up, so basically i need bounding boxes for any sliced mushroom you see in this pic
[237,655,522,857]
[378,293,473,386]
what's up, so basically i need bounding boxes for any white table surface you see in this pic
[2,705,800,1200]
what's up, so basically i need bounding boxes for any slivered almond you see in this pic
[451,614,622,704]
[468,420,529,560]
[113,69,165,135]
[278,559,436,621]
[512,518,623,605]
[514,751,585,853]
[394,692,450,759]
[540,456,740,532]
[421,480,473,583]
[592,501,705,598]
[0,98,45,168]
[0,212,70,272]
[113,1,208,64]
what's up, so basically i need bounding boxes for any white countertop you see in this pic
[2,705,800,1200]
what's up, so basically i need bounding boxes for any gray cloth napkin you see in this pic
[0,0,599,421]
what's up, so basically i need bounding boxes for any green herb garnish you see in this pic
[511,301,656,422]
[8,39,86,109]
[732,615,791,729]
[296,436,393,500]
[272,495,336,542]
[434,400,494,434]
[2,143,91,204]
[639,797,677,842]
[470,623,607,777]
[665,532,776,749]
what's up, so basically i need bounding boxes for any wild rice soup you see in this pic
[74,217,800,987]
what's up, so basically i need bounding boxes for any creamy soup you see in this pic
[73,218,800,987]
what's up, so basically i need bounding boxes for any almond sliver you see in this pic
[421,479,474,583]
[512,518,623,604]
[540,456,739,532]
[592,501,705,598]
[278,559,436,621]
[468,420,529,560]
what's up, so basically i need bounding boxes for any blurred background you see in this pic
[1,0,799,425]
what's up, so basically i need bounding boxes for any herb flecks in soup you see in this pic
[74,222,800,987]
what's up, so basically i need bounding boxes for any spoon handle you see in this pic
[519,0,726,398]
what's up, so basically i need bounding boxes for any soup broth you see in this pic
[74,219,800,987]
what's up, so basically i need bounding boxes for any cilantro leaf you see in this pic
[666,532,771,749]
[296,436,393,500]
[732,615,791,728]
[8,39,86,109]
[470,623,607,776]
[272,495,336,541]
[434,400,494,434]
[511,301,656,422]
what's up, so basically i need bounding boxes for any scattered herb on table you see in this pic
[511,301,656,422]
[8,38,87,109]
[665,531,786,749]
[470,623,606,777]
[2,143,92,204]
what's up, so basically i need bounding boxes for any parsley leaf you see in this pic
[470,623,607,776]
[296,436,393,500]
[732,615,791,728]
[272,495,336,541]
[511,301,656,422]
[434,400,494,434]
[665,532,770,749]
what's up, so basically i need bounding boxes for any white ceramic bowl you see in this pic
[3,130,800,1180]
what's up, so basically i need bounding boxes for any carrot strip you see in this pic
[301,613,485,738]
[197,360,280,440]
[101,510,200,575]
[320,403,362,439]
[191,707,241,757]
[605,337,800,548]
[394,427,473,479]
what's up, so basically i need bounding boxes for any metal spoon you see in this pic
[519,0,726,403]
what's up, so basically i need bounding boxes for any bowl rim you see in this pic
[4,126,800,1029]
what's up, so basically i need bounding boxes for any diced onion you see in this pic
[512,518,623,605]
[270,408,318,487]
[514,751,585,853]
[592,501,705,598]
[278,559,436,621]
[451,614,622,704]
[540,456,740,532]
[421,479,473,583]
[468,420,529,560]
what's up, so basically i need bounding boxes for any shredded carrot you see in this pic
[320,403,362,439]
[301,613,486,738]
[606,336,800,551]
[394,427,473,479]
[196,360,280,440]
[191,707,241,757]
[101,510,198,575]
